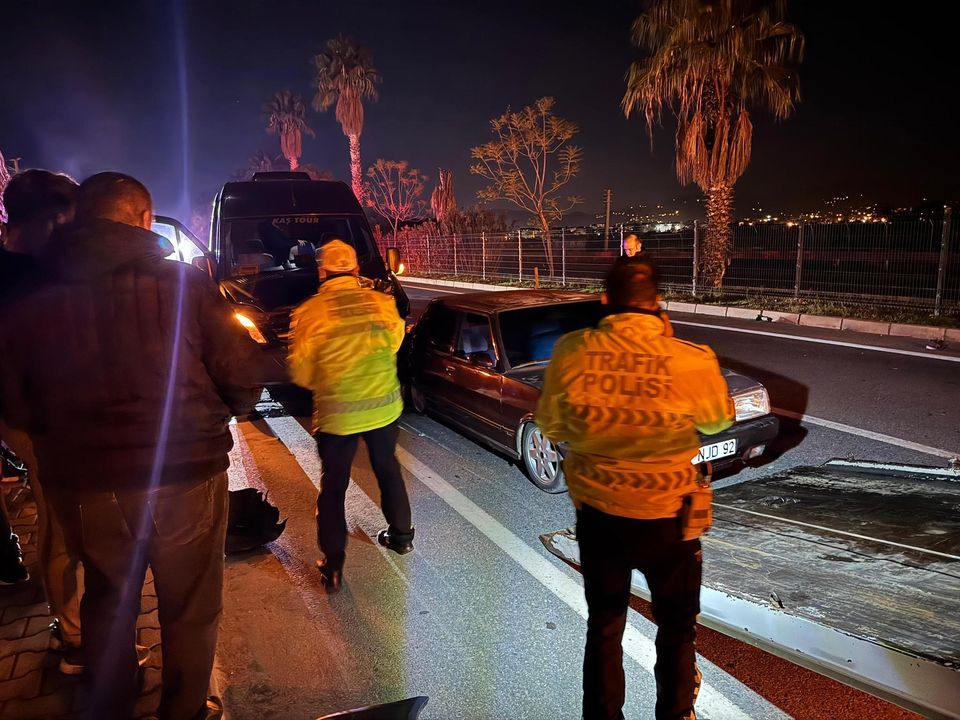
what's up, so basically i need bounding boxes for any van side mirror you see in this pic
[386,247,404,275]
[192,254,216,279]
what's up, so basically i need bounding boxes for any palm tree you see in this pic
[264,90,314,171]
[312,35,381,203]
[623,0,804,287]
[243,150,284,179]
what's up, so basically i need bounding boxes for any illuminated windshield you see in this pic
[499,300,605,367]
[224,215,375,276]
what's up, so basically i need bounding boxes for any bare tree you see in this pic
[470,97,582,275]
[0,152,21,224]
[0,151,11,224]
[365,159,427,241]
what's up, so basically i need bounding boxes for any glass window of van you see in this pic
[223,215,375,275]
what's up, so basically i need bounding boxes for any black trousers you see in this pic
[577,504,702,720]
[51,473,228,720]
[315,421,412,570]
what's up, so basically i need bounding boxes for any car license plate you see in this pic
[692,439,738,465]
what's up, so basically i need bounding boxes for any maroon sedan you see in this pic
[405,290,779,492]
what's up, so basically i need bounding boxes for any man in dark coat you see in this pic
[0,171,80,631]
[0,172,263,720]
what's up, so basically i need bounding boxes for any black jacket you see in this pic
[0,219,263,493]
[0,247,44,305]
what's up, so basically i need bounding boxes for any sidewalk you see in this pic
[0,477,163,720]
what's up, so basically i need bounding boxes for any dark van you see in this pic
[154,171,409,383]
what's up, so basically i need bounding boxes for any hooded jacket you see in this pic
[535,311,734,520]
[0,219,263,493]
[288,275,405,435]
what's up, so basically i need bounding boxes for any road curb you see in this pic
[403,276,954,342]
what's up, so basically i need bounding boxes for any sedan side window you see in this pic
[456,314,496,366]
[420,304,458,354]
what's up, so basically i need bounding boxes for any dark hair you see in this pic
[604,254,660,307]
[2,169,78,226]
[77,172,152,225]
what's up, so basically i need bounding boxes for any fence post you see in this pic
[794,222,805,298]
[481,232,486,281]
[518,229,523,282]
[935,205,953,317]
[692,220,699,296]
[561,227,566,286]
[453,236,458,277]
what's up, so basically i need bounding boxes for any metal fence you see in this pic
[386,212,960,315]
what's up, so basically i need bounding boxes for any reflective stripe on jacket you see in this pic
[535,311,734,520]
[288,276,406,435]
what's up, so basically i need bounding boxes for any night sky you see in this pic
[2,1,957,222]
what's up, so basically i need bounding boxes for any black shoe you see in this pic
[377,527,414,555]
[315,560,343,594]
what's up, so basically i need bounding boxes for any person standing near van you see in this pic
[0,172,262,720]
[288,239,414,594]
[535,255,733,720]
[0,170,83,655]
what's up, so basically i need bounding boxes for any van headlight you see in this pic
[234,312,268,344]
[733,387,770,421]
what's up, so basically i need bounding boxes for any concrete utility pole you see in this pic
[603,189,612,252]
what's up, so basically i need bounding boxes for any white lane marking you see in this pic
[673,320,960,363]
[714,503,960,562]
[393,445,755,720]
[773,407,957,459]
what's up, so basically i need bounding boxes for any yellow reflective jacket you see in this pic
[288,276,405,435]
[535,311,734,520]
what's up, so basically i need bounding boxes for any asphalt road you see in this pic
[214,281,956,719]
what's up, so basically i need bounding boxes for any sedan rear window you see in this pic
[499,300,605,367]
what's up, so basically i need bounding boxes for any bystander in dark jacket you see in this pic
[2,215,258,492]
[0,172,262,720]
[0,170,82,646]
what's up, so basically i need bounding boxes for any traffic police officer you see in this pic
[288,240,414,593]
[536,255,733,720]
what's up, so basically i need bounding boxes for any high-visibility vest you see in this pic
[288,276,405,435]
[535,311,733,520]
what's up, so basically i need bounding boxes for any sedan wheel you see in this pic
[521,422,566,493]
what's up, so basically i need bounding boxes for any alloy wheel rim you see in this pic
[527,426,559,484]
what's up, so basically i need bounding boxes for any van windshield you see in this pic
[223,215,375,276]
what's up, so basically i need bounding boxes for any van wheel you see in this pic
[520,422,566,493]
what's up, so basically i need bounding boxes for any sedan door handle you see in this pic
[443,365,456,375]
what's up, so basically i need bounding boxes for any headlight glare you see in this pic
[234,312,268,344]
[733,388,770,421]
